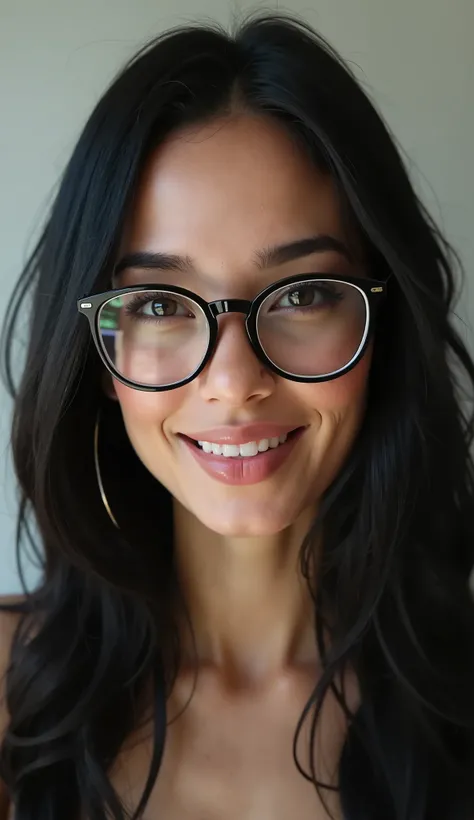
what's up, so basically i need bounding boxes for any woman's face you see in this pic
[111,113,372,536]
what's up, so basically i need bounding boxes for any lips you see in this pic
[179,426,306,485]
[182,422,303,446]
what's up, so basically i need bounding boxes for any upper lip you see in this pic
[182,423,304,445]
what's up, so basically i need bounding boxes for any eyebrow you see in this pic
[114,234,354,276]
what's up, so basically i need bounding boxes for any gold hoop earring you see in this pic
[94,409,119,529]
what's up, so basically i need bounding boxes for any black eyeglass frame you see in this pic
[77,272,390,392]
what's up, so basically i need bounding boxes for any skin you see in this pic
[0,112,370,819]
[102,113,369,818]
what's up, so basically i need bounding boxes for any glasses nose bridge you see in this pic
[209,298,252,319]
[206,297,267,382]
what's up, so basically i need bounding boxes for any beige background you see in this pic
[0,0,473,592]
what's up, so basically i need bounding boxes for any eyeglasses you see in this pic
[77,273,389,392]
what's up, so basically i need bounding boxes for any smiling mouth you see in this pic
[181,427,304,459]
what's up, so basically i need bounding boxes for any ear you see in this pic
[101,369,119,401]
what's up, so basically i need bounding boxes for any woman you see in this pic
[0,11,473,820]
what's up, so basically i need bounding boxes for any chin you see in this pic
[189,501,302,538]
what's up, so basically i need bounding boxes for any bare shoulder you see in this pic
[0,595,26,729]
[0,595,26,818]
[0,595,25,663]
[0,594,25,636]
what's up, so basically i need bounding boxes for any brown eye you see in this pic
[122,291,196,321]
[286,286,315,307]
[269,282,344,312]
[151,298,178,316]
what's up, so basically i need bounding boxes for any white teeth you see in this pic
[196,433,292,458]
[240,441,259,457]
[222,444,240,457]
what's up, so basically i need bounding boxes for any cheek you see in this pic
[294,349,372,494]
[321,358,370,411]
[298,345,372,416]
[113,379,180,434]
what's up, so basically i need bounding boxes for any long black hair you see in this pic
[1,11,474,819]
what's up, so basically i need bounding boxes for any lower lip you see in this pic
[179,428,306,485]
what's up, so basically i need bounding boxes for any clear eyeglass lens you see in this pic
[98,290,210,387]
[256,279,368,377]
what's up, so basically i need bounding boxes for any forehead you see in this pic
[121,113,363,278]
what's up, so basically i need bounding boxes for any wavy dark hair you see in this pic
[1,11,474,820]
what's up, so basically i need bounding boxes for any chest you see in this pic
[109,672,354,820]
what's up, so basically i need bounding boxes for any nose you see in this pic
[198,314,275,406]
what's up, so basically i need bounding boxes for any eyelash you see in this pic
[124,292,193,321]
[122,282,345,322]
[271,283,344,311]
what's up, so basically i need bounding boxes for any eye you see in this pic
[124,292,194,319]
[271,282,343,311]
[144,297,190,317]
[279,285,318,308]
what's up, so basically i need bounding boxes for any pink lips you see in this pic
[184,422,300,446]
[180,425,306,485]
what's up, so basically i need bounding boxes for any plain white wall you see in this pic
[1,0,473,593]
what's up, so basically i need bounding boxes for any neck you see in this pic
[172,499,320,688]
